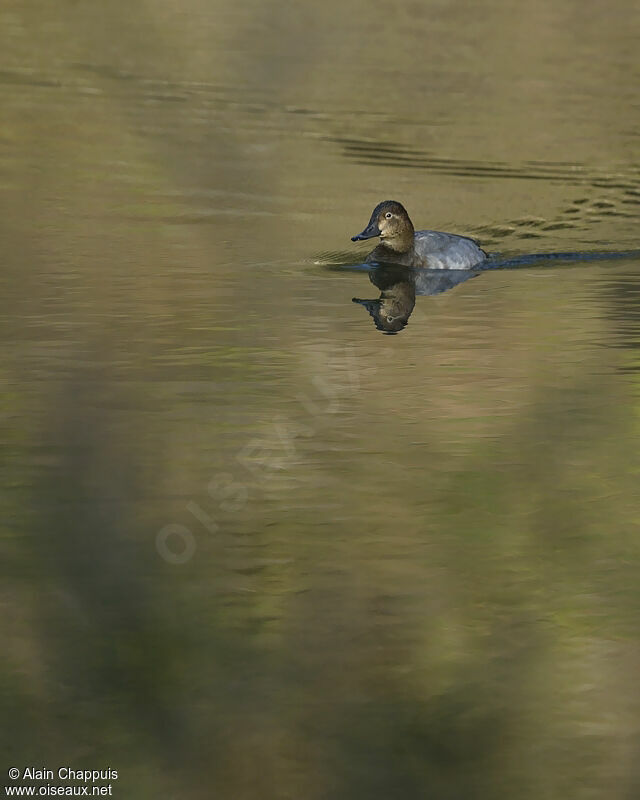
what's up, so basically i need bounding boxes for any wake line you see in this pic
[484,249,640,269]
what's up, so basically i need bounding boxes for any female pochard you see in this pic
[351,200,487,269]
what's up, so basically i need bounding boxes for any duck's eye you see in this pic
[385,212,393,219]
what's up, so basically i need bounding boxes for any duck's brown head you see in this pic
[351,200,415,253]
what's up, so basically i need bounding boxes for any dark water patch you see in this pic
[333,138,640,214]
[474,191,640,247]
[333,137,591,184]
[0,68,63,89]
[541,222,578,231]
[601,273,640,373]
[72,62,251,99]
[486,249,640,270]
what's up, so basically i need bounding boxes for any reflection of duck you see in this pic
[353,265,477,334]
[353,265,416,334]
[352,200,487,269]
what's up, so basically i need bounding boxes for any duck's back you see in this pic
[413,230,487,269]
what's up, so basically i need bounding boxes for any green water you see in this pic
[2,0,640,797]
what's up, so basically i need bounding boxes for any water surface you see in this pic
[2,0,640,797]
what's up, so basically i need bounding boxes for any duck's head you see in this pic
[351,200,415,253]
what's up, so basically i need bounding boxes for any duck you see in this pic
[351,200,487,269]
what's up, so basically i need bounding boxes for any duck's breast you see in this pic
[413,230,487,269]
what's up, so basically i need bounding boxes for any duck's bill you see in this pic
[351,222,380,241]
[352,297,380,311]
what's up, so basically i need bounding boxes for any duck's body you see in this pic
[352,200,487,270]
[366,230,486,270]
